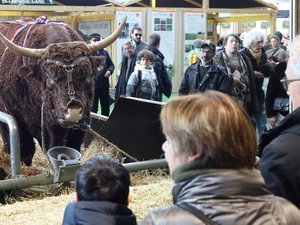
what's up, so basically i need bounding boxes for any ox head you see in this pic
[0,17,126,128]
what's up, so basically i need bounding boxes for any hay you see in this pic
[0,179,173,224]
[0,134,174,223]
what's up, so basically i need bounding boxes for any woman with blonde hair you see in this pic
[140,91,300,225]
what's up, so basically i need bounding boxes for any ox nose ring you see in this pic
[66,99,83,110]
[65,99,83,122]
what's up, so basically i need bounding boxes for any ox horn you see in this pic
[0,32,45,58]
[87,16,127,52]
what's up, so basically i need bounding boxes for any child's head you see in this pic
[75,155,130,205]
[138,49,154,68]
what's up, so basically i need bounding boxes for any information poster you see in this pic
[184,12,206,68]
[116,11,142,76]
[151,11,175,70]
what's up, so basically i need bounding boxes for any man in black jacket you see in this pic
[179,40,231,95]
[115,40,137,104]
[145,33,172,101]
[90,33,115,116]
[259,35,300,209]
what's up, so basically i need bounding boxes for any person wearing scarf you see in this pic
[215,33,258,116]
[140,91,300,225]
[240,30,275,138]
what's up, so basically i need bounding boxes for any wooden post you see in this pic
[151,0,156,8]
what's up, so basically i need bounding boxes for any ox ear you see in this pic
[17,65,40,80]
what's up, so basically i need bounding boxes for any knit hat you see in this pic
[270,35,280,41]
[273,31,283,41]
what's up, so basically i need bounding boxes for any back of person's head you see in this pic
[193,39,203,48]
[76,155,130,205]
[137,49,155,61]
[160,91,257,169]
[148,33,161,47]
[242,30,265,49]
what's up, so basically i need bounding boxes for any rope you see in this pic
[41,101,47,154]
[41,101,55,171]
[85,127,138,162]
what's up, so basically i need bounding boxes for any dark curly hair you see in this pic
[137,49,155,62]
[75,155,130,205]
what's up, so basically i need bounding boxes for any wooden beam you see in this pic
[215,15,271,23]
[75,14,114,22]
[151,0,156,8]
[104,0,124,7]
[136,2,149,7]
[205,7,277,14]
[122,0,142,7]
[184,0,202,8]
[254,0,278,10]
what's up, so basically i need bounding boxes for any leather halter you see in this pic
[46,56,89,102]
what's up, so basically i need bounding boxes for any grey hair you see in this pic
[242,30,266,48]
[122,40,136,49]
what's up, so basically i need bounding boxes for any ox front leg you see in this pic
[65,129,85,152]
[42,125,67,153]
[20,130,36,166]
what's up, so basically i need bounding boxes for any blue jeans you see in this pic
[253,101,267,138]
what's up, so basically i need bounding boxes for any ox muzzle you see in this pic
[47,57,89,126]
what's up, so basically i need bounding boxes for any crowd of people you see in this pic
[60,29,300,224]
[91,27,172,117]
[91,27,290,139]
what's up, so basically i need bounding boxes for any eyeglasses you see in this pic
[134,33,142,37]
[280,78,300,90]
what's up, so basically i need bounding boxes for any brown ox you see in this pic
[0,17,126,165]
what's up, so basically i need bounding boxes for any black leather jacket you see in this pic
[62,200,137,225]
[140,165,300,225]
[259,107,300,209]
[179,60,231,95]
[265,62,289,118]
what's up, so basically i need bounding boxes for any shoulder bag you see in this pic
[273,97,289,112]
